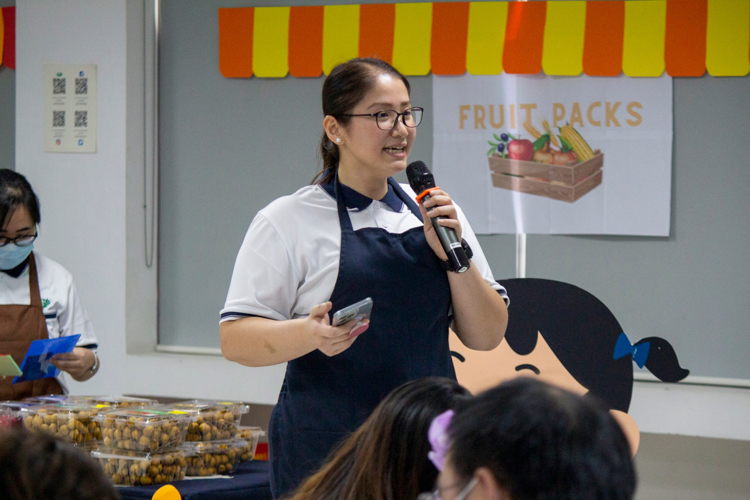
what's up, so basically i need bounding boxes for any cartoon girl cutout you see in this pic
[449,278,689,455]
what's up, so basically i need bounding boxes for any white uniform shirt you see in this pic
[222,181,508,323]
[0,253,98,392]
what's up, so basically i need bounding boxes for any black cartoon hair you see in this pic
[497,278,689,412]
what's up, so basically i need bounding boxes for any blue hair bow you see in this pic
[613,332,650,368]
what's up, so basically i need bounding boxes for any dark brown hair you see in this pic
[0,429,120,500]
[287,377,470,500]
[313,58,411,185]
[0,169,41,230]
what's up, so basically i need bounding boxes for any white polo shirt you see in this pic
[221,181,508,323]
[0,253,98,392]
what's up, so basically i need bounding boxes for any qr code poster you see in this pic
[44,64,97,153]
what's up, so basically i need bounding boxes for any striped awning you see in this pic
[0,6,15,70]
[218,0,750,78]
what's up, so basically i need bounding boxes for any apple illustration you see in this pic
[507,139,534,161]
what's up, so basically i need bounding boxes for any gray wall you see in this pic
[158,1,749,383]
[0,0,14,170]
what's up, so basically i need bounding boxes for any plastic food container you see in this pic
[166,400,249,442]
[235,426,265,462]
[0,406,24,430]
[77,396,158,409]
[23,404,104,448]
[181,439,246,476]
[21,394,76,405]
[91,448,187,486]
[94,408,189,453]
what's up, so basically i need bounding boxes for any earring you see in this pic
[335,138,341,143]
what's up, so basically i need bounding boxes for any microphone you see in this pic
[406,161,470,273]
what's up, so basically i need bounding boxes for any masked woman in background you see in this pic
[0,169,99,400]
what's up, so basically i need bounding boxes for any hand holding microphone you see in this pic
[406,161,471,273]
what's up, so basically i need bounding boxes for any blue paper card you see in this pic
[12,335,80,384]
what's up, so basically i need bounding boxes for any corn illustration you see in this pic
[523,122,543,139]
[560,125,595,161]
[542,121,560,148]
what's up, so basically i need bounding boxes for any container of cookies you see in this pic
[235,426,265,462]
[181,439,246,476]
[91,448,187,486]
[77,396,158,409]
[165,400,249,442]
[22,404,104,448]
[94,408,189,453]
[21,394,77,405]
[0,406,24,430]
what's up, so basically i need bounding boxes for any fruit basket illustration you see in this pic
[487,123,603,203]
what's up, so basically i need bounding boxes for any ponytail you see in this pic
[636,337,690,383]
[313,133,339,185]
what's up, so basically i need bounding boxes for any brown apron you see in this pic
[0,253,63,400]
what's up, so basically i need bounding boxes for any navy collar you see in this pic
[320,178,404,212]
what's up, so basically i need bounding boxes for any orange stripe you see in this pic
[503,2,546,74]
[218,8,254,78]
[359,4,395,63]
[431,2,470,75]
[665,0,706,76]
[582,1,624,76]
[289,6,323,77]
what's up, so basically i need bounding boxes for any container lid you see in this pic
[75,396,158,408]
[27,403,105,416]
[168,400,249,415]
[0,401,38,411]
[236,426,265,439]
[92,407,190,423]
[180,438,248,454]
[21,394,74,405]
[91,448,186,461]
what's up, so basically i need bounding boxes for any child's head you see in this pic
[291,377,471,500]
[0,428,120,500]
[436,377,635,500]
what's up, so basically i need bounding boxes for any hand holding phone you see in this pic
[332,297,373,337]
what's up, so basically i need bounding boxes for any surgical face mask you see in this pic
[0,242,34,270]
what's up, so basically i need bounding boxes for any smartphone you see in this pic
[331,297,373,337]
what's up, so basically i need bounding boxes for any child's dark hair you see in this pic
[0,429,120,500]
[313,58,411,185]
[290,377,470,500]
[0,169,41,229]
[448,377,636,500]
[499,278,688,412]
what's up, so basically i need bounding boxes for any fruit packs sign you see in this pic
[432,74,672,236]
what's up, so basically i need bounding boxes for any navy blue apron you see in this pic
[268,176,455,498]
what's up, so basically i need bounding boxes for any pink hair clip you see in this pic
[427,409,454,471]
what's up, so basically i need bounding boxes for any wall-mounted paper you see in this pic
[43,64,97,153]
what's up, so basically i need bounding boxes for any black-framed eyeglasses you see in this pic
[0,233,38,248]
[341,107,424,131]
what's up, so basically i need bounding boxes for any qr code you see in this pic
[52,111,65,127]
[74,110,88,127]
[53,78,66,95]
[75,78,88,95]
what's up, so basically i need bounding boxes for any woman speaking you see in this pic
[220,58,508,497]
[0,169,99,400]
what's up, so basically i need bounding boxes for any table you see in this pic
[117,460,272,500]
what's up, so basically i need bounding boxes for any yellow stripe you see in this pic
[622,0,667,77]
[466,2,507,75]
[392,3,433,76]
[542,1,586,76]
[322,5,360,75]
[706,0,750,76]
[252,7,290,77]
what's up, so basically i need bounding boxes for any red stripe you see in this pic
[289,6,324,77]
[582,1,624,76]
[2,7,16,70]
[218,8,254,78]
[502,2,546,74]
[665,0,706,76]
[431,2,470,75]
[359,4,395,64]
